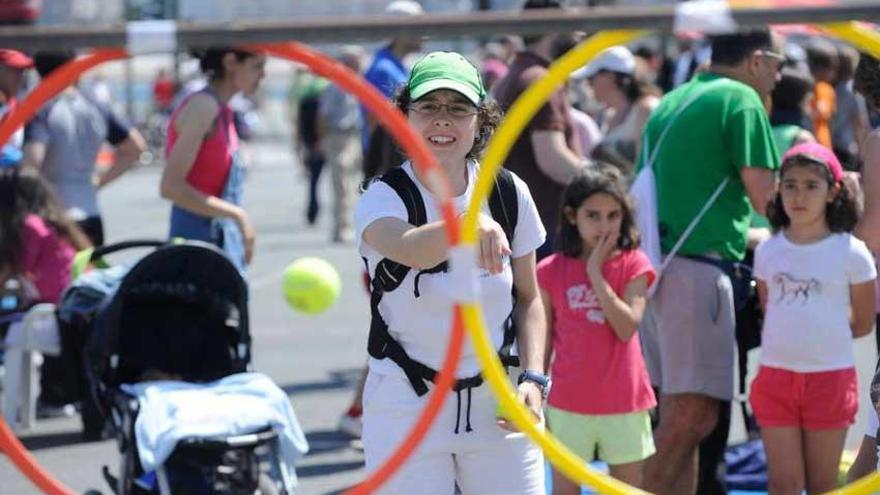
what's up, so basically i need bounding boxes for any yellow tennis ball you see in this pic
[282,257,341,314]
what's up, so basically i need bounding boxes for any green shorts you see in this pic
[546,406,655,465]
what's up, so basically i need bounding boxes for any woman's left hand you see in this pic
[497,381,544,432]
[587,231,619,278]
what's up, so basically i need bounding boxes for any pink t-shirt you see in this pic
[537,250,657,415]
[21,214,75,304]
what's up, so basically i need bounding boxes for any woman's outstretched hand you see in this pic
[475,212,511,274]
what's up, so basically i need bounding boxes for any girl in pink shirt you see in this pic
[0,168,90,305]
[537,166,656,492]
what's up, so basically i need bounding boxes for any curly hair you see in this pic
[393,85,502,161]
[766,158,859,233]
[557,164,640,258]
[855,51,880,112]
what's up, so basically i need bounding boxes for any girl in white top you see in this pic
[750,142,876,495]
[355,51,547,495]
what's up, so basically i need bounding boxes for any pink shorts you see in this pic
[749,366,858,430]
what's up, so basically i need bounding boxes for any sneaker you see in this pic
[338,409,362,438]
[36,400,76,419]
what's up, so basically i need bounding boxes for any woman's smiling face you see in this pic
[407,89,479,166]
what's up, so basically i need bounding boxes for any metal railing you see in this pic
[0,1,877,50]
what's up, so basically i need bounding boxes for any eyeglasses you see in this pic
[409,101,478,119]
[756,49,786,72]
[757,49,786,62]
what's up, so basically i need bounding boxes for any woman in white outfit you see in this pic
[354,51,549,494]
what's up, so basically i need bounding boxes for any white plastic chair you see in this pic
[2,303,60,431]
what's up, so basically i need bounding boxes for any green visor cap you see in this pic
[408,51,486,105]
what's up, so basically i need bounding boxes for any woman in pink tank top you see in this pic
[161,47,266,268]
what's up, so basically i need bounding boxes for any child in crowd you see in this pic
[0,167,90,305]
[537,166,656,492]
[750,142,876,494]
[770,66,816,157]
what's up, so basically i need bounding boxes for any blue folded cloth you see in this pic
[121,372,309,487]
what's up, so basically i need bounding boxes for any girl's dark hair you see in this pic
[805,37,838,72]
[0,168,91,275]
[34,50,76,78]
[393,85,503,161]
[766,157,859,233]
[770,66,815,126]
[190,48,255,81]
[558,164,639,258]
[855,52,880,112]
[771,66,815,112]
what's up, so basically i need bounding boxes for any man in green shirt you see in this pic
[639,28,782,495]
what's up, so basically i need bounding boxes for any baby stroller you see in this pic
[82,240,304,495]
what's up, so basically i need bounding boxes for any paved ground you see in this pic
[1,138,370,494]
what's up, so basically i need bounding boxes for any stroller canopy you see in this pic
[86,242,251,389]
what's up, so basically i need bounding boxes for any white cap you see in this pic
[384,0,424,15]
[573,46,636,80]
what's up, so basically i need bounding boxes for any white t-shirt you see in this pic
[867,405,878,439]
[754,232,876,372]
[354,160,546,378]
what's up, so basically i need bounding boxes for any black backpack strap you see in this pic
[488,168,519,247]
[366,282,433,395]
[366,166,525,396]
[488,168,520,368]
[370,168,425,292]
[413,262,448,298]
[366,167,437,395]
[380,167,426,226]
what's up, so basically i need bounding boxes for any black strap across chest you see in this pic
[365,166,520,396]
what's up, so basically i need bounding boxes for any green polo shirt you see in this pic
[637,72,779,261]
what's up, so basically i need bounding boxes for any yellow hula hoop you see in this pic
[820,21,880,59]
[463,29,649,494]
[816,36,880,495]
[466,24,880,495]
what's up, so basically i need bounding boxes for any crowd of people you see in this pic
[344,1,880,494]
[4,0,880,494]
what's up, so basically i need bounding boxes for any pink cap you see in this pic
[782,142,845,182]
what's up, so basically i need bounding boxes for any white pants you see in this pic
[362,371,546,495]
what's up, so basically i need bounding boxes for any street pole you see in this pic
[167,0,181,90]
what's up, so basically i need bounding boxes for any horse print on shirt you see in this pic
[773,272,821,305]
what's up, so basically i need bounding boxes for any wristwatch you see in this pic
[517,369,552,398]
